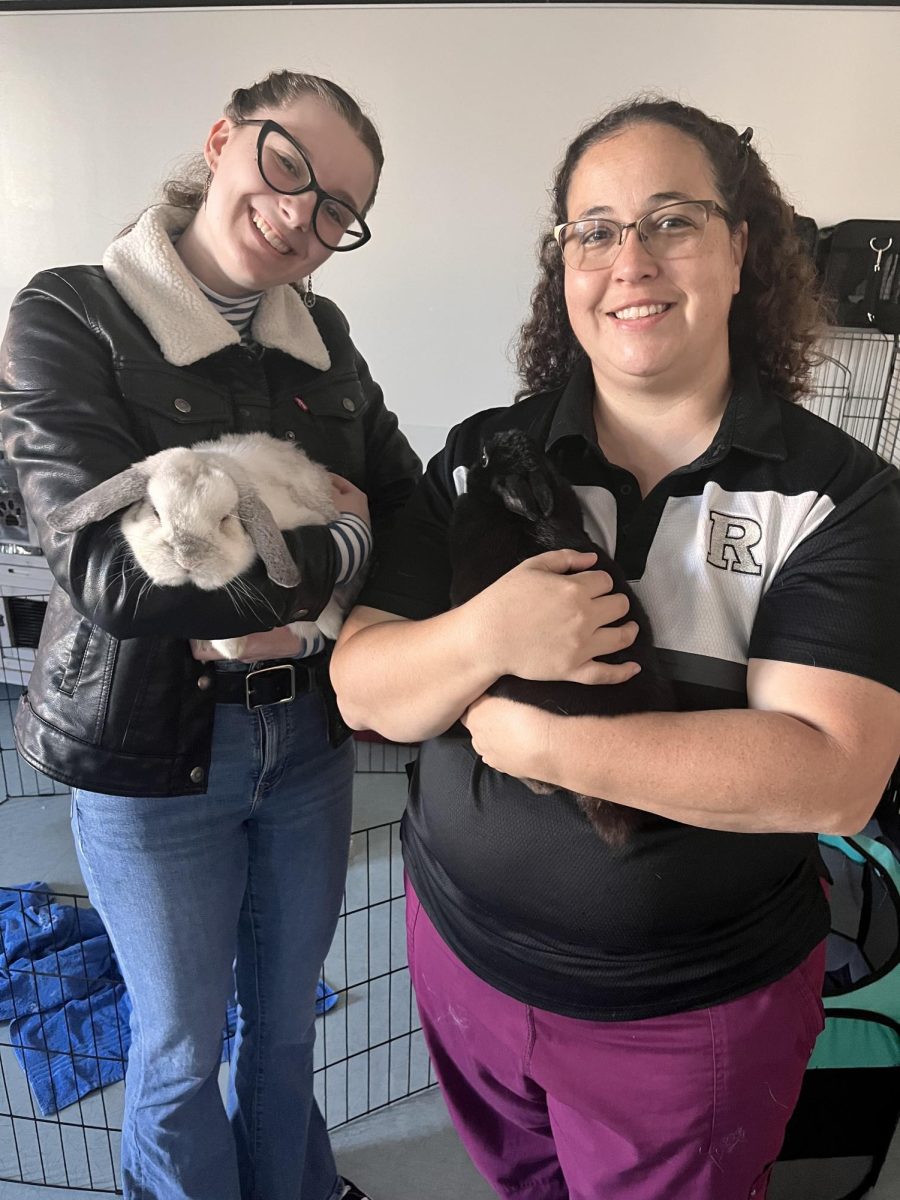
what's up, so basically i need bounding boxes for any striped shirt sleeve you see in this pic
[297,629,327,658]
[329,513,373,585]
[293,514,372,658]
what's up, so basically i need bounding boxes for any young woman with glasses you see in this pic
[332,97,900,1199]
[1,70,419,1200]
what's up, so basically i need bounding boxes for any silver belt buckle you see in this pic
[245,663,296,710]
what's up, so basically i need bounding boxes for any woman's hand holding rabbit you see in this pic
[468,549,641,686]
[191,626,303,662]
[329,473,370,527]
[463,694,551,782]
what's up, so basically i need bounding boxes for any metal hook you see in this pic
[869,236,893,272]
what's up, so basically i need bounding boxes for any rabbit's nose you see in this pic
[171,535,206,569]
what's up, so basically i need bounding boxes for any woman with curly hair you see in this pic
[516,98,823,405]
[332,97,900,1199]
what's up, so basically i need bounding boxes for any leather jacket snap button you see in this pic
[174,397,192,414]
[189,766,204,784]
[197,675,212,690]
[341,397,356,412]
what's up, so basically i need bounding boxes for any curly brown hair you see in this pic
[515,96,826,403]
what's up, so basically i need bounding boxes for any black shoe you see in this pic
[338,1180,373,1200]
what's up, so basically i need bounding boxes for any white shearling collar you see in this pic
[102,204,330,371]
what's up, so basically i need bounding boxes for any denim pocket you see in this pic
[69,789,96,893]
[70,788,85,855]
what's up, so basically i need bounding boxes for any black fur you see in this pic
[449,430,675,846]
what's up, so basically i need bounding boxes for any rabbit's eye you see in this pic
[481,449,490,467]
[148,503,159,520]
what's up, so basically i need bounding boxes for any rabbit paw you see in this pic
[312,595,346,641]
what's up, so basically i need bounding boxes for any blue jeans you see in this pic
[72,690,355,1200]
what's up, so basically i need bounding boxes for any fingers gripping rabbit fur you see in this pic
[449,430,675,846]
[50,433,359,660]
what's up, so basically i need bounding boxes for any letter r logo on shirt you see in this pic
[707,510,763,575]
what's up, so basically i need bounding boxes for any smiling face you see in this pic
[180,94,378,297]
[563,122,747,396]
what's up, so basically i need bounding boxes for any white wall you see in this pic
[2,3,899,462]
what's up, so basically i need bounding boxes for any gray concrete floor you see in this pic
[0,702,898,1197]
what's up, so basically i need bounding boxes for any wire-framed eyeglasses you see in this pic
[237,118,371,253]
[553,200,731,271]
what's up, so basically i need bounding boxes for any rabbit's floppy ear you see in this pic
[529,470,555,519]
[237,486,301,588]
[494,470,555,523]
[47,467,149,533]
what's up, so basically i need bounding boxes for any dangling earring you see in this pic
[304,275,316,309]
[202,171,212,205]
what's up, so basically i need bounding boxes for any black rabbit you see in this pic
[449,429,675,846]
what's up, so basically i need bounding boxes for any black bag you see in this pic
[792,212,819,262]
[816,220,900,334]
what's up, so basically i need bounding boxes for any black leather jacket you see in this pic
[0,259,420,796]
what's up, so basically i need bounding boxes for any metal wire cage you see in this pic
[800,328,899,466]
[0,816,430,1194]
[0,646,426,1192]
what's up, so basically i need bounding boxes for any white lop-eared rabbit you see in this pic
[48,432,360,660]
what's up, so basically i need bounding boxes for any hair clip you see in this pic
[738,127,754,153]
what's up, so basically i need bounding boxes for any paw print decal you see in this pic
[0,495,28,541]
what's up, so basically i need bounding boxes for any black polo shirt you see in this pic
[360,360,900,1019]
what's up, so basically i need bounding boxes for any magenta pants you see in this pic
[406,878,825,1200]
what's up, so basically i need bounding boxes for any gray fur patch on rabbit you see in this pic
[49,432,360,660]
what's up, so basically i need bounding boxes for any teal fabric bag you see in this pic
[773,833,900,1200]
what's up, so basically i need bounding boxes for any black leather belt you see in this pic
[212,658,321,709]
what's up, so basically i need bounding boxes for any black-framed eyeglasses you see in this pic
[237,118,371,253]
[553,200,731,271]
